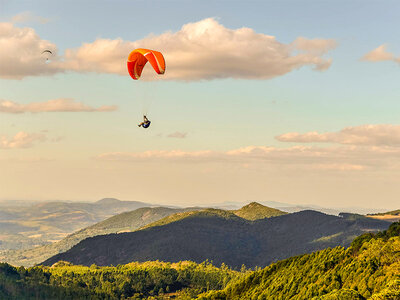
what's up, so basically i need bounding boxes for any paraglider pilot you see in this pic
[138,115,151,128]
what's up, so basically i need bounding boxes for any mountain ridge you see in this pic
[1,202,282,266]
[42,209,390,268]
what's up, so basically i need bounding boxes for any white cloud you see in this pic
[276,124,400,146]
[0,132,46,149]
[0,22,60,79]
[361,44,398,63]
[167,132,187,138]
[0,98,117,113]
[58,18,336,80]
[95,144,400,172]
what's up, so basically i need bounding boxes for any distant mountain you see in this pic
[0,206,189,266]
[43,209,390,268]
[0,198,151,251]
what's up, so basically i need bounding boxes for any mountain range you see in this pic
[42,206,390,268]
[1,202,286,266]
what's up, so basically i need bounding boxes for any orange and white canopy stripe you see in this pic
[127,48,166,80]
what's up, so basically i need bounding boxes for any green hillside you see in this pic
[200,222,400,299]
[0,207,188,267]
[140,208,242,230]
[233,202,287,220]
[141,202,285,230]
[0,260,239,299]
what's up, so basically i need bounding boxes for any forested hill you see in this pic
[42,210,390,268]
[2,203,281,267]
[200,222,400,299]
[140,203,287,230]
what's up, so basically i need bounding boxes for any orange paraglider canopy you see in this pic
[127,48,165,80]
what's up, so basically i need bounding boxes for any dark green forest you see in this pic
[1,222,399,299]
[201,222,400,299]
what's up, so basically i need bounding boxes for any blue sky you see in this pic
[1,1,400,209]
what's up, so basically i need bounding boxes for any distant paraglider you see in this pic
[127,48,165,129]
[41,49,53,61]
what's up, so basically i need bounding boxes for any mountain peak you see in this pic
[241,202,266,209]
[95,198,121,205]
[234,202,287,220]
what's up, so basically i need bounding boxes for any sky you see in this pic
[1,0,400,209]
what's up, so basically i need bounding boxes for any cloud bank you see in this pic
[0,98,117,113]
[96,142,400,172]
[96,124,400,172]
[60,18,336,80]
[276,124,400,146]
[1,17,336,80]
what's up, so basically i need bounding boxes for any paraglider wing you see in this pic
[41,50,53,61]
[127,48,165,80]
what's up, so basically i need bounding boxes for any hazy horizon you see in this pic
[0,196,395,214]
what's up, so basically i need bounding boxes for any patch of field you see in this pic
[28,234,42,238]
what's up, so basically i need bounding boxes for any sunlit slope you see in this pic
[140,208,243,230]
[233,202,287,220]
[1,207,186,267]
[141,202,286,230]
[370,209,400,216]
[200,222,400,300]
[42,210,390,268]
[367,208,400,222]
[0,260,239,299]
